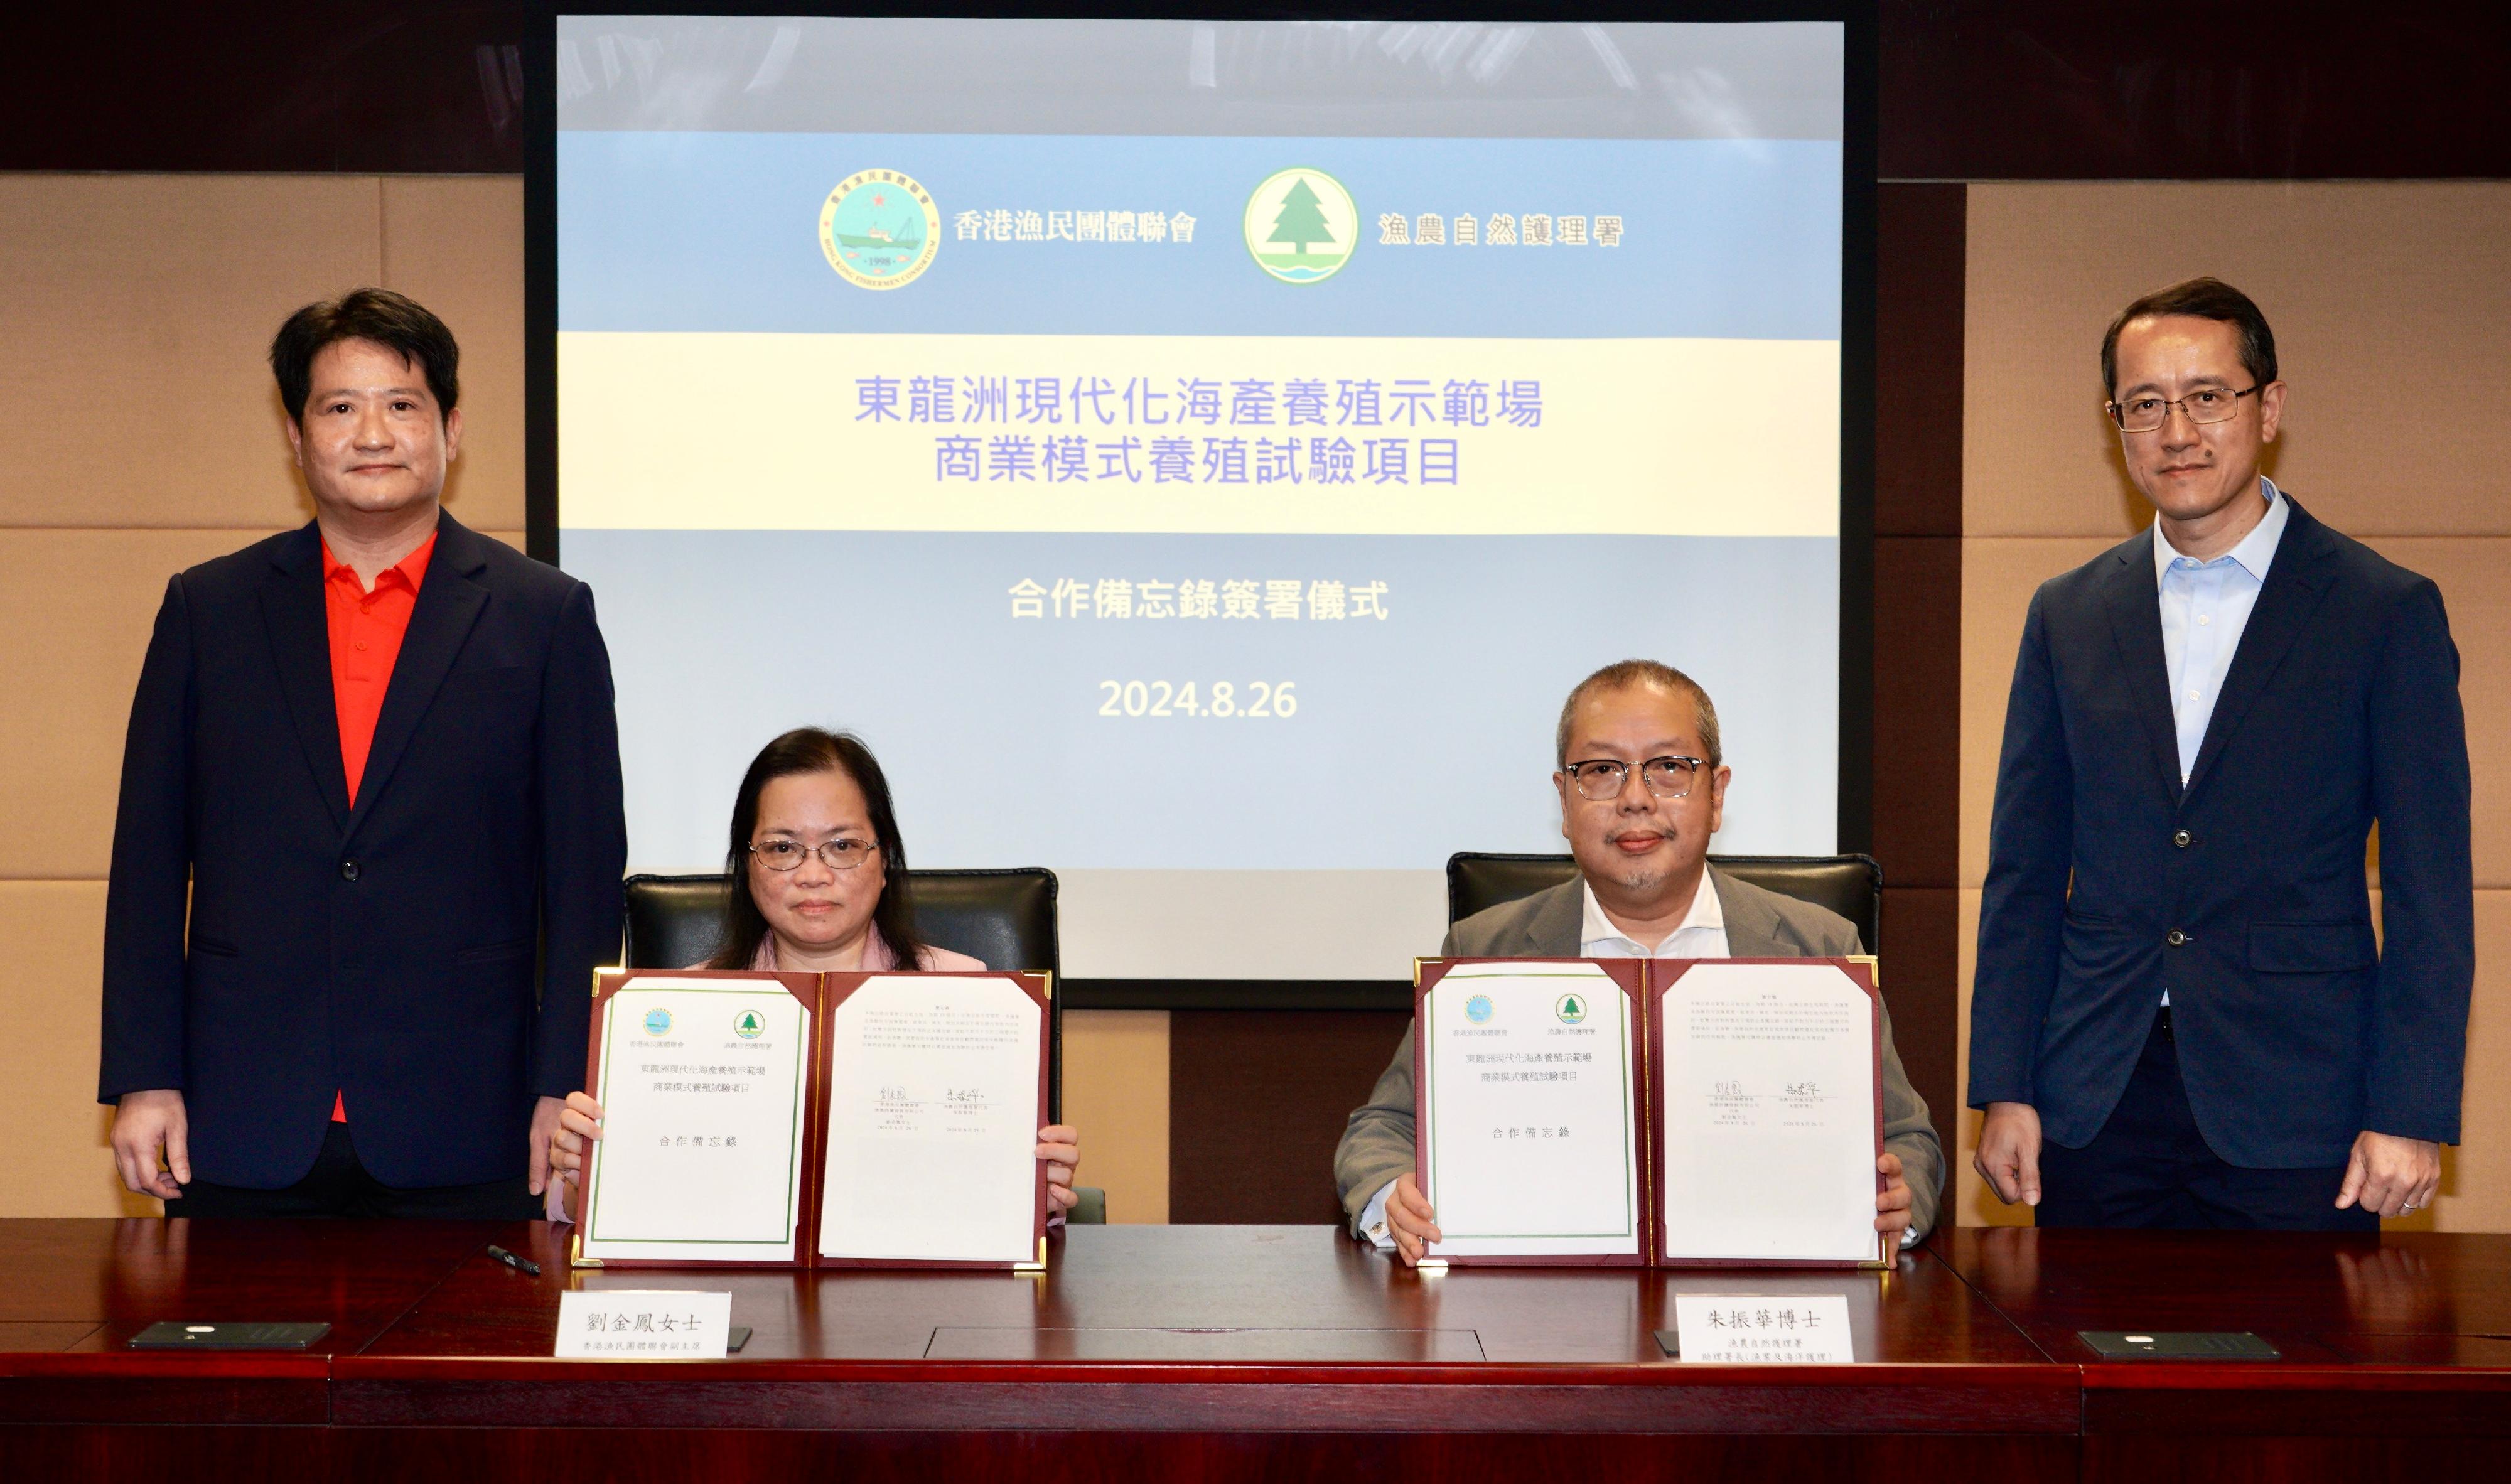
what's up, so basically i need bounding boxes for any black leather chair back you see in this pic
[620,868,1063,1119]
[1445,852,1884,954]
[622,868,1060,974]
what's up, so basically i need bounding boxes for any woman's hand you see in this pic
[1036,1124,1081,1212]
[549,1090,605,1183]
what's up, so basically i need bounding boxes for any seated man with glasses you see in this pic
[545,728,1083,1217]
[1333,660,1944,1266]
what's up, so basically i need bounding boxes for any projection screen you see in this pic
[552,15,1849,980]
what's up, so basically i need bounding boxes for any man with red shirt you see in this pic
[99,288,626,1218]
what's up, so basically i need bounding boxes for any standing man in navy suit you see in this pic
[100,288,626,1218]
[1969,277,2471,1229]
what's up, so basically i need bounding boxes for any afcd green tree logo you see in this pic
[1243,168,1357,284]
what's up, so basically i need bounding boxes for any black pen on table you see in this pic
[485,1244,542,1277]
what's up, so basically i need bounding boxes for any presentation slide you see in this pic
[556,17,1844,979]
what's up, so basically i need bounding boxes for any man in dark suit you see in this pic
[1335,661,1944,1264]
[99,288,626,1218]
[1970,277,2471,1229]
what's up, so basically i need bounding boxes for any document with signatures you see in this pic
[816,974,1049,1268]
[1653,960,1883,1265]
[1408,957,1884,1268]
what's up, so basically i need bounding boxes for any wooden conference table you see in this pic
[1,1218,2505,1481]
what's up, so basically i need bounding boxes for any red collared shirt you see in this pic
[321,532,436,807]
[319,529,437,1122]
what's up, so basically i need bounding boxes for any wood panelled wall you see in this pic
[1950,182,2511,1232]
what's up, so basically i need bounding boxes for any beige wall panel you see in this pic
[0,175,379,529]
[2428,891,2511,1232]
[2360,539,2511,891]
[0,881,153,1217]
[1957,537,2118,889]
[1949,886,2028,1228]
[1966,182,2511,540]
[0,529,291,880]
[380,178,526,532]
[1059,1009,1169,1224]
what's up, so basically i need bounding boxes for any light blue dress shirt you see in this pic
[2155,478,2289,785]
[2152,477,2288,1008]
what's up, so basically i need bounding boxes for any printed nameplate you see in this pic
[555,1289,733,1359]
[1672,1294,1854,1364]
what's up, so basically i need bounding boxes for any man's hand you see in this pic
[1975,1101,2044,1205]
[1874,1150,1912,1262]
[1036,1124,1082,1213]
[2336,1130,2441,1218]
[1387,1172,1443,1267]
[526,1095,569,1197]
[111,1089,190,1200]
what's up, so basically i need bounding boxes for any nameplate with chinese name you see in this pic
[1670,1294,1854,1364]
[555,1289,734,1359]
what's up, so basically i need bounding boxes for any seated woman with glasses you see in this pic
[547,727,1082,1217]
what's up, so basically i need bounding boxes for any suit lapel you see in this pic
[1709,866,1788,956]
[2183,499,2336,799]
[258,525,350,834]
[2100,530,2186,807]
[343,515,488,844]
[1523,878,1588,955]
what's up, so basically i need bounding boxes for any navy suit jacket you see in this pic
[97,513,627,1189]
[1969,494,2471,1168]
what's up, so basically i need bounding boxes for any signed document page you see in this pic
[1658,960,1879,1263]
[1419,960,1641,1261]
[579,976,812,1265]
[817,974,1044,1266]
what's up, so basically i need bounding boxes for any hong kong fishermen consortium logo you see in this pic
[820,169,941,290]
[1244,168,1356,284]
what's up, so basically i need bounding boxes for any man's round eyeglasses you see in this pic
[748,837,879,872]
[2106,384,2259,434]
[1565,756,1706,801]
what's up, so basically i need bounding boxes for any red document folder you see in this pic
[1412,956,1885,1269]
[571,968,1051,1272]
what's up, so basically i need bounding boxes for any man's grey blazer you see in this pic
[1331,865,1946,1240]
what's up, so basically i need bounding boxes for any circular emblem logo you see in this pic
[1464,994,1495,1024]
[819,169,941,290]
[1243,168,1357,284]
[642,1007,672,1036]
[1554,993,1589,1026]
[734,1009,765,1040]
